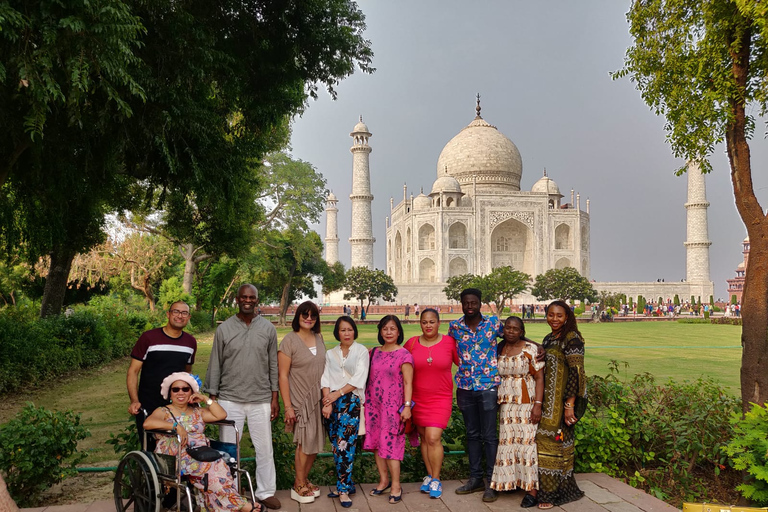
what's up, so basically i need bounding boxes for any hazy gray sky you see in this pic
[290,1,768,300]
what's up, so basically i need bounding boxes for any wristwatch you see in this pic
[403,401,412,407]
[206,398,213,406]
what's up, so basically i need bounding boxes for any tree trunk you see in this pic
[725,24,768,410]
[278,262,297,326]
[180,243,197,295]
[40,247,75,318]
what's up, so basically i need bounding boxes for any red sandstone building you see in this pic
[726,237,749,303]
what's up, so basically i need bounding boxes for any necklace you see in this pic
[421,336,439,365]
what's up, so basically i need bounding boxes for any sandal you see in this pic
[370,482,391,496]
[538,503,554,510]
[339,493,353,509]
[290,483,315,504]
[521,494,538,508]
[244,503,263,512]
[328,488,357,498]
[307,480,321,498]
[389,491,402,504]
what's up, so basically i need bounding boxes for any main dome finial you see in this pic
[475,93,482,119]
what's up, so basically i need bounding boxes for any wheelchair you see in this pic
[114,412,256,512]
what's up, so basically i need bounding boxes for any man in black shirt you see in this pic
[126,300,197,449]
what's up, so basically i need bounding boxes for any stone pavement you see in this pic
[22,474,679,512]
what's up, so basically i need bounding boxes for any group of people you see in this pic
[126,284,587,511]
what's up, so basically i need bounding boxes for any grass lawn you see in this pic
[0,319,742,466]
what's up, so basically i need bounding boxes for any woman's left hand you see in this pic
[189,392,206,404]
[321,403,332,419]
[323,390,341,407]
[564,408,577,426]
[530,403,542,424]
[400,406,412,422]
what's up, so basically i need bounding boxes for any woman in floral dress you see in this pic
[143,372,261,512]
[490,317,545,507]
[363,315,414,505]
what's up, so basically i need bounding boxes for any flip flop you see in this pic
[370,483,392,496]
[538,503,554,510]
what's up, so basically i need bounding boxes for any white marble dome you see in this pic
[430,175,462,195]
[327,191,338,201]
[352,117,370,134]
[413,193,432,209]
[436,115,523,193]
[531,173,563,197]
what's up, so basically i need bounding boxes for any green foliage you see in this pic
[658,296,663,305]
[576,362,740,504]
[106,417,141,459]
[732,295,738,305]
[158,276,194,311]
[320,261,347,296]
[530,267,598,302]
[343,267,398,310]
[709,295,714,306]
[637,295,646,312]
[725,403,768,505]
[443,274,479,302]
[0,404,90,506]
[674,294,680,306]
[482,266,531,315]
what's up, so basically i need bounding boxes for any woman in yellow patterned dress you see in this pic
[490,317,544,507]
[535,300,587,509]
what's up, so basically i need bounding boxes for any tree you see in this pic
[320,262,347,297]
[482,266,531,315]
[616,0,768,408]
[596,291,623,322]
[443,274,479,302]
[530,267,598,303]
[343,267,397,312]
[0,0,373,317]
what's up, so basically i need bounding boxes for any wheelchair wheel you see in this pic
[114,451,161,512]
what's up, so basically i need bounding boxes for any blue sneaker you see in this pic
[420,475,432,493]
[429,478,443,499]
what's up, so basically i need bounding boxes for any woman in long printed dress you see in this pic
[143,372,261,512]
[321,316,370,508]
[490,316,545,507]
[535,300,587,509]
[278,301,327,504]
[363,315,414,505]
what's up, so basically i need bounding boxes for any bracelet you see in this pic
[534,401,542,404]
[564,403,574,409]
[172,421,178,428]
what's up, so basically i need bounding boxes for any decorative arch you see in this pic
[394,231,403,282]
[555,223,572,250]
[406,227,412,253]
[555,257,571,270]
[449,257,468,277]
[418,224,436,250]
[419,258,436,283]
[406,260,412,283]
[449,222,468,249]
[491,218,534,275]
[581,226,588,251]
[446,197,454,207]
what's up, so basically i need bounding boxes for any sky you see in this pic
[289,1,768,301]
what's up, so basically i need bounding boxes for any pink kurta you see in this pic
[405,335,459,429]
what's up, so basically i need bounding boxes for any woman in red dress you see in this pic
[405,308,459,499]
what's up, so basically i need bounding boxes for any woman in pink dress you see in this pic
[363,315,414,505]
[405,308,459,499]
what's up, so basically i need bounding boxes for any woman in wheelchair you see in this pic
[144,372,262,512]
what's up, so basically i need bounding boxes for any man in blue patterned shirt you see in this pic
[448,288,503,502]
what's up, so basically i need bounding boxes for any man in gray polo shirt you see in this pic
[204,283,281,509]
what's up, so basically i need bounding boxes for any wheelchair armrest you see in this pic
[207,419,235,427]
[146,428,177,436]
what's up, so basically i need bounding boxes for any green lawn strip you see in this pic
[0,321,742,466]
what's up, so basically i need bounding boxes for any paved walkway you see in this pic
[22,474,679,512]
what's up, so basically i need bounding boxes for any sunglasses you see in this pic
[171,386,192,393]
[300,311,316,319]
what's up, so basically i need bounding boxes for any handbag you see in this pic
[335,347,365,435]
[187,445,224,462]
[574,395,588,420]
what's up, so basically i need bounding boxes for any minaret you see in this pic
[349,116,375,269]
[684,161,712,283]
[324,191,339,265]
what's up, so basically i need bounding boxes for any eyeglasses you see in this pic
[170,310,191,318]
[300,311,316,319]
[171,386,192,393]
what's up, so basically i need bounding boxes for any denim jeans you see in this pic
[456,387,499,480]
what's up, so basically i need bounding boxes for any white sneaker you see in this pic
[420,475,432,493]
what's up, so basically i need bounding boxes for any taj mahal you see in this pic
[323,98,714,305]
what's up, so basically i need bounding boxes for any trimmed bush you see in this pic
[0,404,90,506]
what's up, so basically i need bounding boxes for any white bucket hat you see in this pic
[160,372,200,399]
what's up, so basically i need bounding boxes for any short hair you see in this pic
[292,301,321,333]
[420,308,440,321]
[237,284,258,300]
[333,316,358,341]
[168,300,189,311]
[377,315,404,345]
[460,288,482,302]
[497,316,528,356]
